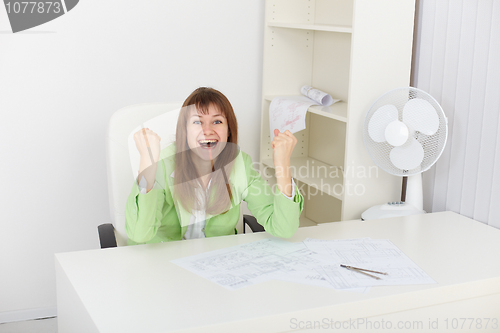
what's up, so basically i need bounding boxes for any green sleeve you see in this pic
[241,153,303,238]
[124,159,171,243]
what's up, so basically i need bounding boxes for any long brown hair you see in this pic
[173,87,239,215]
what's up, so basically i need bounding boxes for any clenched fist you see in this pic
[271,129,297,197]
[134,128,161,163]
[134,128,161,182]
[271,129,297,168]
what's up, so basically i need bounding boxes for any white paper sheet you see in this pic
[171,238,326,290]
[303,238,436,289]
[171,238,435,291]
[269,89,340,141]
[269,96,315,141]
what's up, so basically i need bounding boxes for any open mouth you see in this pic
[198,139,218,149]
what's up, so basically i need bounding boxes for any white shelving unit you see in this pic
[260,0,416,226]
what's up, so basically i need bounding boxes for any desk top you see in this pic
[55,212,500,333]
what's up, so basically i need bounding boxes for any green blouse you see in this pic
[125,144,303,244]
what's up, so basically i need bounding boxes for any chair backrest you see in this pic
[106,103,182,245]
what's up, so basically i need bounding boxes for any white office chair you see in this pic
[98,103,262,248]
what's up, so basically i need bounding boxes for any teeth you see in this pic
[199,139,217,143]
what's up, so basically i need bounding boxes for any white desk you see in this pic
[55,212,500,333]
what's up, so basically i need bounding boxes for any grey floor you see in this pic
[0,317,57,333]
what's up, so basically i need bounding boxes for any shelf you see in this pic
[267,22,352,33]
[264,95,348,122]
[262,157,344,200]
[262,0,416,222]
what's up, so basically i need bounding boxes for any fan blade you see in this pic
[402,98,439,135]
[390,137,424,170]
[368,104,398,142]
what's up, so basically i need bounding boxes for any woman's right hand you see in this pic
[134,128,161,163]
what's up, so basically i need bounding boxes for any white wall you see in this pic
[0,0,264,321]
[413,0,500,228]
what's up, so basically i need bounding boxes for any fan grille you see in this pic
[363,87,448,176]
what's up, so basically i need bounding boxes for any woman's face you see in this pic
[186,104,229,161]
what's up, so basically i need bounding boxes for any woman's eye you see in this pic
[193,120,201,125]
[214,120,222,124]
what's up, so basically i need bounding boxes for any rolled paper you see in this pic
[301,85,335,106]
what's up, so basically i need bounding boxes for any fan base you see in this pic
[361,202,426,221]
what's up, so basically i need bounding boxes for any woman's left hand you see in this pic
[271,129,297,168]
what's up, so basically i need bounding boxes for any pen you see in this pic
[340,264,388,280]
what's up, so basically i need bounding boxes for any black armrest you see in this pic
[98,223,117,248]
[243,214,265,233]
[100,217,261,245]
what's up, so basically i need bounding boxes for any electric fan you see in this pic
[361,87,448,220]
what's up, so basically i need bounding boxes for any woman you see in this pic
[125,87,303,244]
